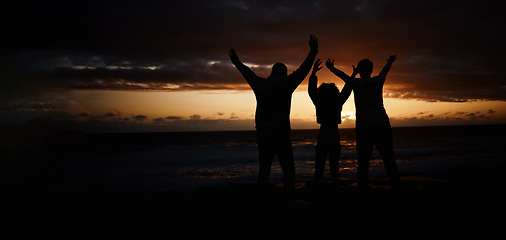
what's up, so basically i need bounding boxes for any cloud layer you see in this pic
[2,0,506,102]
[2,107,499,132]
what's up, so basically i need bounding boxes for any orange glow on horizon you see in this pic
[66,88,506,131]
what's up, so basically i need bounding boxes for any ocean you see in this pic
[46,124,506,193]
[3,124,506,238]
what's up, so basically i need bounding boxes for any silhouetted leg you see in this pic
[375,122,400,191]
[356,125,374,191]
[256,134,276,204]
[257,131,275,188]
[314,142,327,183]
[277,137,295,193]
[258,145,275,186]
[329,141,341,183]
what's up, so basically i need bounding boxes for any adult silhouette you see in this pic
[228,35,318,196]
[326,56,400,191]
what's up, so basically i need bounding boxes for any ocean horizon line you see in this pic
[79,122,506,134]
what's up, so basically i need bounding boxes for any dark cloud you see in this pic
[189,114,202,120]
[391,109,498,125]
[133,115,148,121]
[230,113,239,120]
[90,112,121,119]
[1,98,56,111]
[2,0,506,102]
[3,110,255,132]
[2,106,500,133]
[72,112,90,118]
[104,112,120,118]
[62,111,123,121]
[165,116,184,120]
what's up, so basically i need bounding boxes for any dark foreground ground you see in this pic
[2,123,505,238]
[5,171,506,239]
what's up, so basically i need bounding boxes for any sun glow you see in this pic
[63,88,506,132]
[341,111,356,122]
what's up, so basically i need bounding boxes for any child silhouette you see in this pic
[308,59,356,184]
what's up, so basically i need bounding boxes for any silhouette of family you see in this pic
[229,34,400,197]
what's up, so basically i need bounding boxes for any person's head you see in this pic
[357,58,373,78]
[269,62,288,78]
[317,83,339,98]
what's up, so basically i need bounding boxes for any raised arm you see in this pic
[326,59,351,83]
[286,35,319,88]
[338,65,358,104]
[228,49,258,88]
[308,59,322,104]
[377,55,397,81]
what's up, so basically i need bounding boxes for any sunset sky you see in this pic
[2,0,505,132]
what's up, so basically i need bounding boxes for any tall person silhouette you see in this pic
[326,55,400,191]
[229,35,318,197]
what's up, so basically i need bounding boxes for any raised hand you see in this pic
[352,65,359,77]
[309,34,318,52]
[228,49,239,64]
[312,59,322,75]
[387,55,397,62]
[325,58,335,69]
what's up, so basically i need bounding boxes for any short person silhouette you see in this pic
[308,59,356,184]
